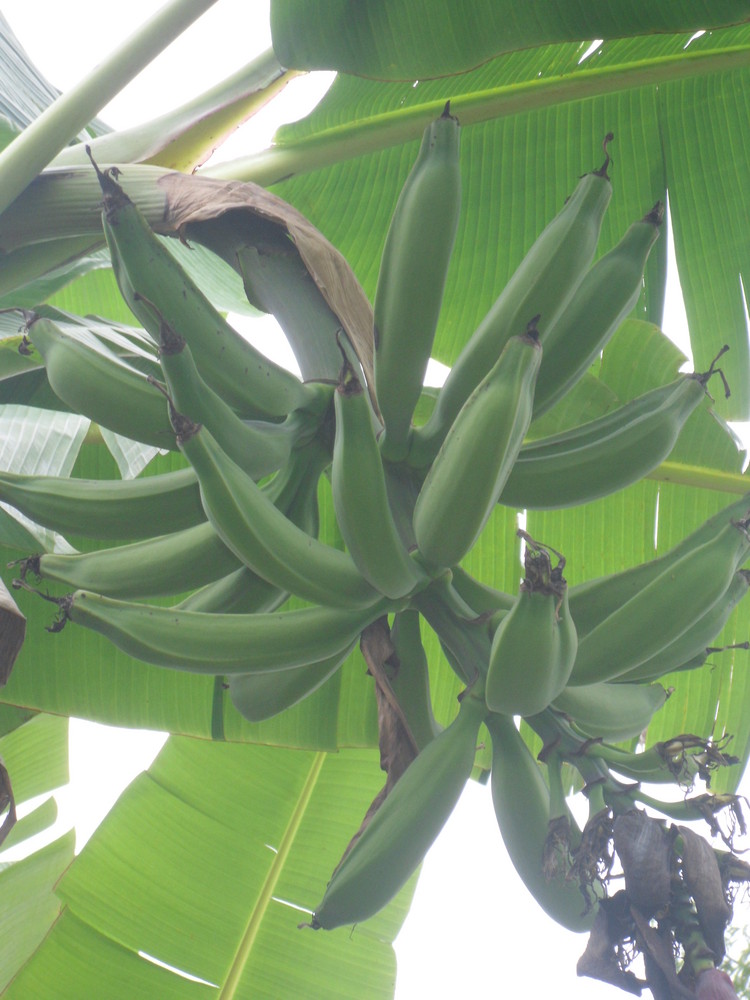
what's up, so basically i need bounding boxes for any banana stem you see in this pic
[0,0,220,217]
[647,461,749,495]
[206,47,750,186]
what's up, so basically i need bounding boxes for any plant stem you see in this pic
[205,45,750,186]
[0,0,219,217]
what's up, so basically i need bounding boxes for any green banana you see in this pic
[311,688,486,930]
[486,712,597,932]
[551,680,668,743]
[373,102,461,462]
[14,520,240,600]
[94,158,309,420]
[42,588,394,675]
[499,359,726,511]
[24,315,175,450]
[595,733,740,789]
[388,609,441,750]
[0,466,204,540]
[614,570,750,683]
[227,641,356,723]
[172,411,379,610]
[175,438,326,614]
[332,359,425,599]
[626,788,743,827]
[531,203,663,419]
[569,515,750,685]
[413,325,542,572]
[155,314,309,479]
[411,144,612,466]
[174,565,288,614]
[567,493,750,638]
[485,536,577,717]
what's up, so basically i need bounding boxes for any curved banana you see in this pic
[411,143,612,466]
[615,570,750,683]
[569,516,750,686]
[174,565,288,615]
[413,325,542,571]
[172,411,379,609]
[486,712,597,932]
[0,466,204,540]
[332,359,425,599]
[227,642,356,723]
[155,315,307,480]
[499,360,725,510]
[552,680,668,743]
[94,159,309,420]
[531,203,663,419]
[44,588,395,675]
[567,493,750,638]
[175,439,332,614]
[374,103,461,462]
[585,733,735,787]
[485,536,577,717]
[388,609,442,750]
[15,520,240,600]
[25,315,175,450]
[311,689,486,930]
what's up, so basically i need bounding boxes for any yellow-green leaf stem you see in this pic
[209,46,750,187]
[220,751,326,1000]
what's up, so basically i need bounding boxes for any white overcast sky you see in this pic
[2,2,749,998]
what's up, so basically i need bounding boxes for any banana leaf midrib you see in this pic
[206,45,750,186]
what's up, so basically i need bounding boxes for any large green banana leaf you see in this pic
[270,0,750,78]
[1,2,750,997]
[3,737,407,999]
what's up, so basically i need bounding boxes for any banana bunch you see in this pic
[7,118,750,968]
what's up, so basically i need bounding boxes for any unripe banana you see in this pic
[413,325,542,572]
[568,493,750,638]
[0,466,204,540]
[388,609,441,750]
[586,733,735,787]
[485,535,577,717]
[373,103,461,462]
[486,712,596,932]
[569,516,750,686]
[42,588,395,675]
[176,440,333,614]
[311,689,486,930]
[24,315,175,450]
[331,360,425,599]
[155,316,304,480]
[552,680,668,743]
[15,520,240,600]
[627,788,743,826]
[531,203,663,419]
[174,565,288,614]
[227,641,356,723]
[500,360,725,511]
[411,143,612,466]
[614,570,750,683]
[94,158,309,420]
[172,411,379,610]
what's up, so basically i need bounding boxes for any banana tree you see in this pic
[1,1,750,996]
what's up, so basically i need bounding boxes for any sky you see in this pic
[2,2,749,997]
